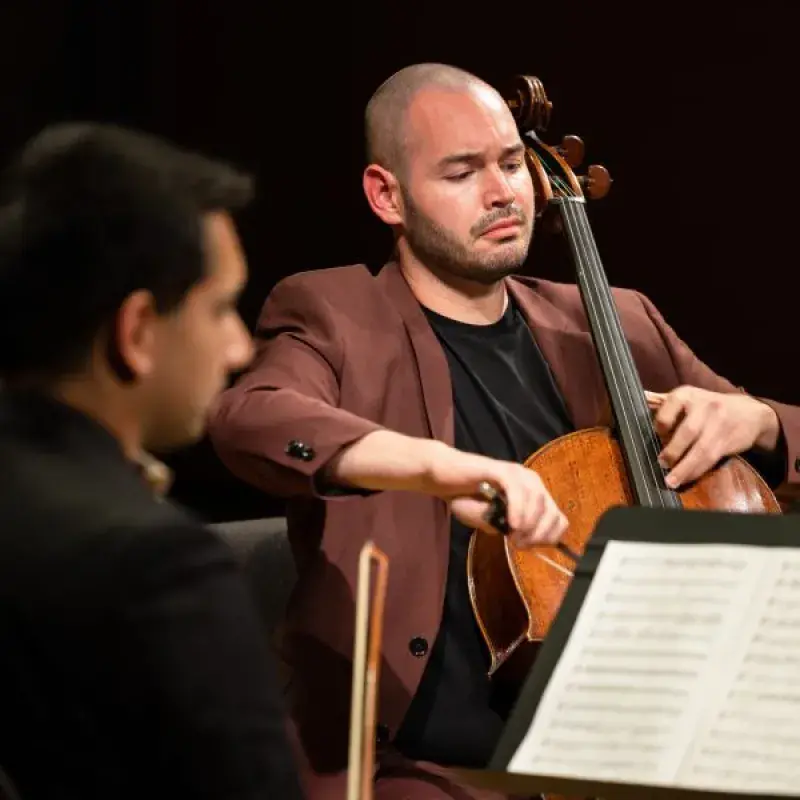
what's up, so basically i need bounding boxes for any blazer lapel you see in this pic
[506,278,609,430]
[375,263,610,444]
[376,262,455,447]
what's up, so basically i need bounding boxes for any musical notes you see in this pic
[679,551,800,794]
[507,540,800,794]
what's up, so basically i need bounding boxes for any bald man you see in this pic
[208,63,800,799]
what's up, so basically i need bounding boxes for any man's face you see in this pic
[399,84,535,284]
[141,212,253,450]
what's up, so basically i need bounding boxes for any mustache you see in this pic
[471,207,527,237]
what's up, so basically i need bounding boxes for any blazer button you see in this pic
[409,636,428,657]
[376,723,390,745]
[285,439,315,461]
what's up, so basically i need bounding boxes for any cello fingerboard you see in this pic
[554,196,681,510]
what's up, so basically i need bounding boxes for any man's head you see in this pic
[363,63,535,286]
[0,122,255,452]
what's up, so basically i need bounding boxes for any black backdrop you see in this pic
[2,1,798,521]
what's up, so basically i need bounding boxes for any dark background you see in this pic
[2,2,798,522]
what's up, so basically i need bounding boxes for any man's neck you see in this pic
[50,376,144,463]
[399,255,508,325]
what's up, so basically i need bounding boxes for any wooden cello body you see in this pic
[467,75,782,686]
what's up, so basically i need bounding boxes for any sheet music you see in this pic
[507,539,800,795]
[677,550,800,794]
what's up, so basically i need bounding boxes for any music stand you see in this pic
[456,505,800,800]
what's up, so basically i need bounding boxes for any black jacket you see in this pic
[0,391,304,799]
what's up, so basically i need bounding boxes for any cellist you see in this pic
[208,63,800,800]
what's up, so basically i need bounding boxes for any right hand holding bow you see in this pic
[421,444,567,549]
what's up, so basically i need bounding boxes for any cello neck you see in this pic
[502,77,680,509]
[555,197,681,510]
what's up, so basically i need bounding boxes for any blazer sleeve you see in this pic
[104,522,305,800]
[208,274,385,497]
[636,291,800,493]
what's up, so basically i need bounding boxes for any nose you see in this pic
[228,317,254,371]
[483,166,516,208]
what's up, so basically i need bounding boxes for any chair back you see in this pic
[210,517,296,635]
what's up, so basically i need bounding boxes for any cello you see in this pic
[467,74,782,686]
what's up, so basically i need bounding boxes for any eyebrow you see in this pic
[437,143,526,169]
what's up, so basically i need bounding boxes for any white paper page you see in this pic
[507,539,768,788]
[676,548,800,795]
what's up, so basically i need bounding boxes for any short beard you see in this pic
[401,187,532,286]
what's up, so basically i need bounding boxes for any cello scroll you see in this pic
[501,75,612,218]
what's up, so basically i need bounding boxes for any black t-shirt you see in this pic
[393,296,574,768]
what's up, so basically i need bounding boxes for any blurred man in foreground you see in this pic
[0,123,304,800]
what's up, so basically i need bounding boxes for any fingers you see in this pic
[450,466,568,549]
[662,411,730,487]
[483,468,567,549]
[510,481,567,549]
[663,433,721,488]
[499,474,540,534]
[654,388,729,488]
[652,387,693,437]
[657,404,706,472]
[510,500,567,550]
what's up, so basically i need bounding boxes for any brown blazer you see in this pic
[208,261,800,784]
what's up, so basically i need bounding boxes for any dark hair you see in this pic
[0,122,254,380]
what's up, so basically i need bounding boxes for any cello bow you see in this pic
[346,541,389,800]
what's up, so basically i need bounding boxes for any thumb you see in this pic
[450,497,505,536]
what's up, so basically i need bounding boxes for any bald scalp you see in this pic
[364,63,497,178]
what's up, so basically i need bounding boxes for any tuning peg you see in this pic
[557,135,585,167]
[579,164,613,200]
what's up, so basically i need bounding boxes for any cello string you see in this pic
[547,168,664,470]
[541,159,667,501]
[565,199,668,500]
[569,198,665,472]
[530,164,655,506]
[541,169,659,501]
[568,200,669,503]
[556,194,661,507]
[568,201,672,494]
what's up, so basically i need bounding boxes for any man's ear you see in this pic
[112,289,160,381]
[362,164,404,226]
